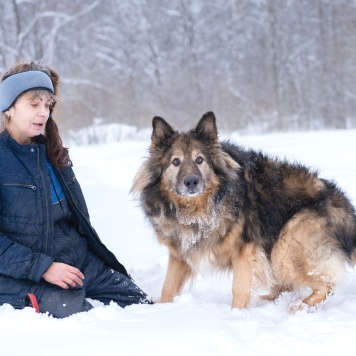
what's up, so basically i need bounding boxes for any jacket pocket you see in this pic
[0,178,42,230]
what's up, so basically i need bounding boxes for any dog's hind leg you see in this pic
[301,282,335,306]
[271,210,345,310]
[161,253,192,303]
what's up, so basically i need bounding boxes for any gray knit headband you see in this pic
[0,71,54,112]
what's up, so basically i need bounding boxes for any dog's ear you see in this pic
[194,111,218,143]
[151,116,175,147]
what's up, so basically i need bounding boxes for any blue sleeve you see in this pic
[0,233,53,282]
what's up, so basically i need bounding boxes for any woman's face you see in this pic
[5,92,52,145]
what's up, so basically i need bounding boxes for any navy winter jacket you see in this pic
[0,130,129,309]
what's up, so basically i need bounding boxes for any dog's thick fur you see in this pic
[131,112,356,310]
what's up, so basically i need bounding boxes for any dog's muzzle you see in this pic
[177,175,203,196]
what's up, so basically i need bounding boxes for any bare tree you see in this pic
[0,0,355,137]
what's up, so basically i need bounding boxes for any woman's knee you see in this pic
[38,285,93,318]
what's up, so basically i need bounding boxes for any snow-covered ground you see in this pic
[1,128,356,356]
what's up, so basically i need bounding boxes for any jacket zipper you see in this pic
[36,146,51,254]
[2,183,37,190]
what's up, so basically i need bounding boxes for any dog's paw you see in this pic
[288,302,321,314]
[150,296,161,303]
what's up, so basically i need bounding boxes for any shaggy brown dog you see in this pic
[131,112,356,310]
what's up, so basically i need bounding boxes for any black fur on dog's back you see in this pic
[221,141,356,258]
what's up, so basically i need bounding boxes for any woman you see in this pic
[0,60,151,318]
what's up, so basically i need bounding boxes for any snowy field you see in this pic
[1,128,356,356]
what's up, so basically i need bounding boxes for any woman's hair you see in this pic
[1,60,70,167]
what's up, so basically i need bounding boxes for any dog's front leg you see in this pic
[231,242,256,309]
[161,253,191,303]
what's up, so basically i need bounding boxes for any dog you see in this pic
[131,111,356,311]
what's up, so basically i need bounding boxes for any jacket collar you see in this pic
[0,130,45,156]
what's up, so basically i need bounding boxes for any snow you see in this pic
[1,128,356,356]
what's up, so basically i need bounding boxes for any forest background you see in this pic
[1,0,356,139]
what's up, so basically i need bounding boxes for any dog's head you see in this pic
[139,111,239,200]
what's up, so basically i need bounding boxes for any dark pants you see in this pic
[37,251,151,318]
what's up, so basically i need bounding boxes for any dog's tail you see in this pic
[130,161,150,197]
[351,206,356,265]
[349,217,356,266]
[353,229,356,265]
[336,197,356,266]
[333,210,356,267]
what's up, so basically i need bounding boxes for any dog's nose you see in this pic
[184,176,199,188]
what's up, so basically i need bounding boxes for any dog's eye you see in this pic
[172,158,181,166]
[196,156,204,164]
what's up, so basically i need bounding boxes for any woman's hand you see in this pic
[42,262,85,289]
